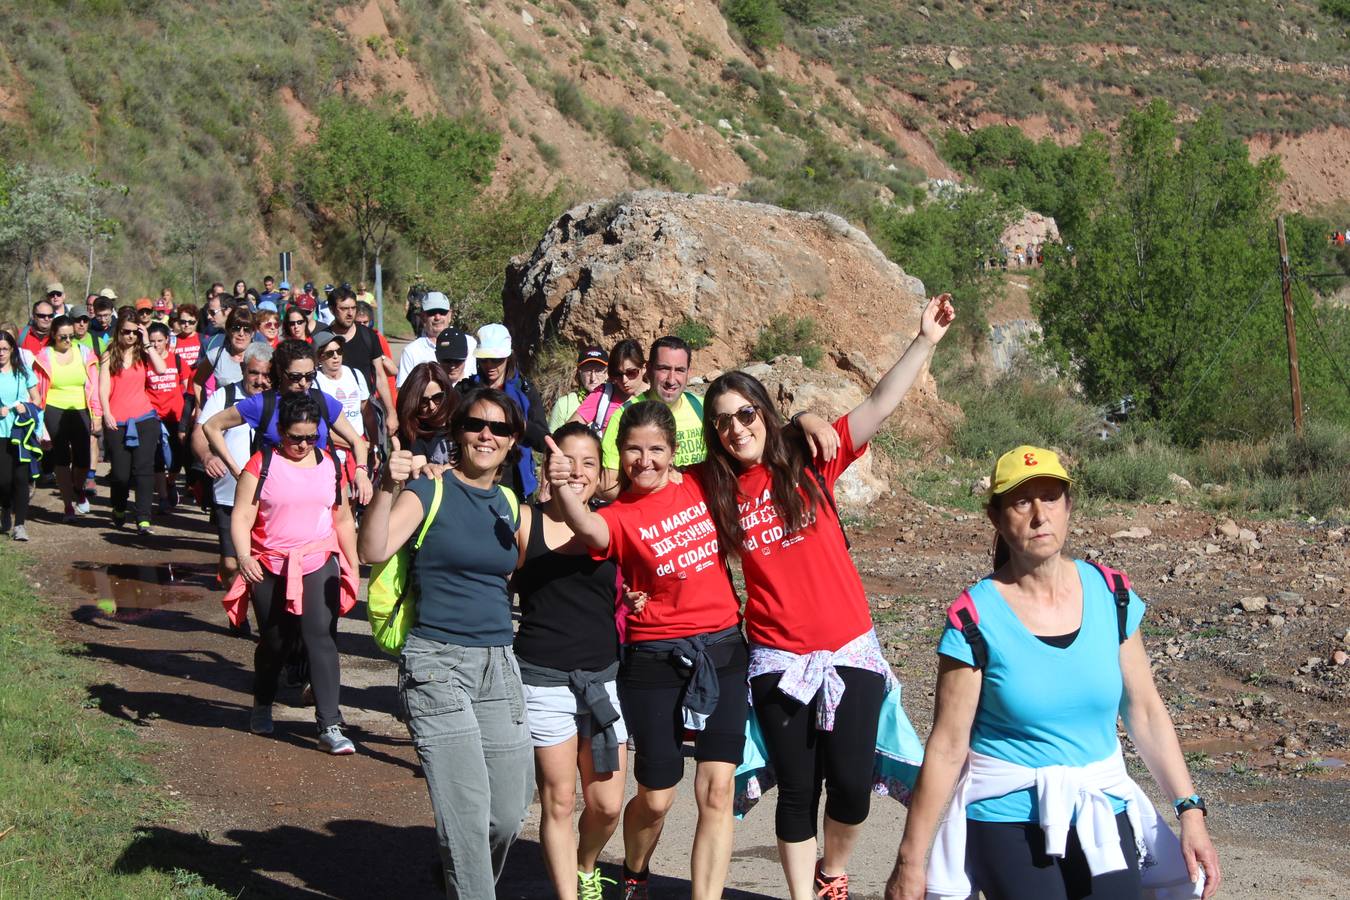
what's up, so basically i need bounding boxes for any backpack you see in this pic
[586,382,617,439]
[367,480,521,657]
[250,387,340,456]
[251,443,344,507]
[945,561,1133,671]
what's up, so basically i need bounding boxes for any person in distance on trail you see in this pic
[282,305,312,343]
[192,342,272,594]
[567,337,647,438]
[227,392,360,755]
[193,306,256,406]
[19,297,55,356]
[549,345,610,432]
[433,327,473,389]
[255,310,281,347]
[516,422,629,900]
[99,311,170,534]
[360,387,535,898]
[312,329,369,487]
[45,282,68,319]
[884,447,1221,900]
[325,285,398,441]
[145,323,187,513]
[697,293,954,899]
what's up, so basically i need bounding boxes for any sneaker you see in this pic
[111,509,126,529]
[621,867,648,900]
[814,863,849,899]
[11,524,28,542]
[317,725,356,755]
[137,521,152,536]
[249,704,274,735]
[74,496,91,515]
[579,869,617,900]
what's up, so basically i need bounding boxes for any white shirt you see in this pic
[395,334,477,387]
[196,385,255,507]
[317,366,368,438]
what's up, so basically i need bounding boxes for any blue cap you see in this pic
[279,281,291,290]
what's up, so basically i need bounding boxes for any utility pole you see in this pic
[1276,216,1304,435]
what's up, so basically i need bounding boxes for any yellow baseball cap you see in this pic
[990,445,1072,496]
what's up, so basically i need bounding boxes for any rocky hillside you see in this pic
[2,0,1348,298]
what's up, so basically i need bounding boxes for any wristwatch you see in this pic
[1173,795,1207,817]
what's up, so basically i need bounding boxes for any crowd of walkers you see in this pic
[8,277,1222,900]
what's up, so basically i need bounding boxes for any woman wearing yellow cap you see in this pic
[885,446,1220,900]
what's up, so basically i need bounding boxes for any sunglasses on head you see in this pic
[284,370,316,384]
[712,405,759,432]
[283,431,318,446]
[460,416,513,438]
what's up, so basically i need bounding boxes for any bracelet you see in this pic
[789,412,805,427]
[1173,795,1207,817]
[355,464,369,472]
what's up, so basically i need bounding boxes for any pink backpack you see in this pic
[946,562,1133,670]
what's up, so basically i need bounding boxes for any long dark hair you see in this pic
[397,362,459,448]
[271,338,316,389]
[700,372,827,562]
[614,400,677,494]
[107,314,147,376]
[0,330,27,377]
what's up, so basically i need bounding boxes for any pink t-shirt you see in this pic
[244,450,339,575]
[574,384,623,431]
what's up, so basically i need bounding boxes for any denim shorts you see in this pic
[523,680,629,748]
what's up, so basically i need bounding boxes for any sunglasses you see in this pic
[284,370,316,384]
[319,347,342,359]
[712,405,759,432]
[418,391,445,411]
[53,333,74,341]
[619,367,642,380]
[460,416,513,438]
[229,324,252,333]
[119,329,139,337]
[285,319,306,327]
[178,318,197,325]
[34,312,53,320]
[283,431,318,446]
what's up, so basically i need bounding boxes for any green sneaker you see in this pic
[579,868,616,900]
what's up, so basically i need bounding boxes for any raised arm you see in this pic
[359,450,428,564]
[885,656,981,900]
[1119,632,1221,897]
[544,435,611,552]
[848,294,955,447]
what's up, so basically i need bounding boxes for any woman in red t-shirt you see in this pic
[696,294,954,899]
[98,314,169,534]
[545,400,745,900]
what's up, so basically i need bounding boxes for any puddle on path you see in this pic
[68,561,218,621]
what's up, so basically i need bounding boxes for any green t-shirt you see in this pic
[600,390,705,470]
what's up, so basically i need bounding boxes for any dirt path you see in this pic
[25,473,1350,898]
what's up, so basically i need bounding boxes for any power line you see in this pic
[1291,277,1350,400]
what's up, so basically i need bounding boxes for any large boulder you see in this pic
[503,191,952,456]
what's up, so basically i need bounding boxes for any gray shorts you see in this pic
[523,680,628,748]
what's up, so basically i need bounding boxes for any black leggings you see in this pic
[967,810,1141,900]
[43,406,91,469]
[0,441,31,525]
[750,666,885,842]
[106,417,158,523]
[250,556,342,729]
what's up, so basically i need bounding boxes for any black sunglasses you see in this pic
[34,312,53,320]
[418,391,445,410]
[229,324,252,333]
[712,405,759,432]
[119,329,139,337]
[284,370,316,384]
[285,318,306,327]
[460,416,513,438]
[283,431,318,446]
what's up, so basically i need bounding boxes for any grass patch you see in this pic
[752,315,823,367]
[0,544,227,897]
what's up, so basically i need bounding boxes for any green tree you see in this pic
[872,185,1015,347]
[296,97,499,300]
[1034,102,1289,440]
[0,164,100,305]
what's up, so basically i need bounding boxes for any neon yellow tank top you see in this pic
[47,352,88,410]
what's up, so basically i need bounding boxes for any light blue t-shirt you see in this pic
[938,559,1146,823]
[0,368,39,439]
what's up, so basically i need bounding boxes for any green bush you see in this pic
[552,76,589,123]
[674,317,715,350]
[724,0,784,50]
[950,374,1099,460]
[530,133,562,166]
[753,315,823,367]
[1322,0,1350,22]
[1078,440,1185,501]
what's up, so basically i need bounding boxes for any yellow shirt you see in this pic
[47,352,88,410]
[600,391,705,470]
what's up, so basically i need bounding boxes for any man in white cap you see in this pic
[463,322,548,499]
[396,291,476,387]
[45,282,68,318]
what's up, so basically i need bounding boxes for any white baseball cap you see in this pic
[421,291,450,313]
[475,323,512,359]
